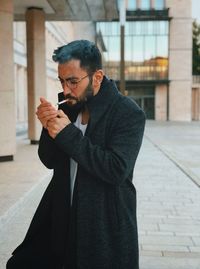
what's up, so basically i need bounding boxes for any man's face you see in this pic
[58,59,93,106]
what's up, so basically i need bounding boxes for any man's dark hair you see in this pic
[52,40,102,74]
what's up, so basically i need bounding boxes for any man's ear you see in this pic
[92,70,104,90]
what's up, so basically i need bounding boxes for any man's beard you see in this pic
[64,79,93,111]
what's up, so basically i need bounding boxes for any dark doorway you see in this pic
[134,96,155,119]
[127,86,155,119]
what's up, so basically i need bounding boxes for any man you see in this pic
[7,40,145,268]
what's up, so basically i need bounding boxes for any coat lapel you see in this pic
[86,76,120,135]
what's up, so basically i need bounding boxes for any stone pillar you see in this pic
[155,84,168,121]
[197,88,200,120]
[26,8,46,144]
[150,0,154,9]
[136,0,141,9]
[0,0,16,161]
[167,0,192,121]
[192,88,200,120]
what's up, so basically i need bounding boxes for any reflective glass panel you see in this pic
[144,36,156,60]
[125,36,132,61]
[141,0,151,10]
[154,0,165,10]
[147,21,155,35]
[127,0,137,11]
[96,20,169,81]
[112,22,120,35]
[156,36,168,57]
[133,36,144,62]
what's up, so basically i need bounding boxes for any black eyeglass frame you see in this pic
[58,74,90,90]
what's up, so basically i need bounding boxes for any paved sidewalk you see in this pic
[0,121,200,269]
[0,136,52,268]
[136,121,200,269]
[0,137,52,229]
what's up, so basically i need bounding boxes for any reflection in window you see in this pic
[127,0,137,11]
[97,21,169,81]
[111,22,120,35]
[147,21,155,35]
[154,0,165,10]
[157,36,168,57]
[133,36,144,62]
[140,0,151,10]
[145,36,156,60]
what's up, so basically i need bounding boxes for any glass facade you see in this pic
[154,0,165,10]
[140,0,151,10]
[96,20,169,81]
[127,0,137,10]
[118,0,165,11]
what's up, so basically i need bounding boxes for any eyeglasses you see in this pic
[58,74,89,90]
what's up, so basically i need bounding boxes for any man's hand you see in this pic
[47,110,71,139]
[36,97,57,128]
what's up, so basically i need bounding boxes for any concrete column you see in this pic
[192,88,200,120]
[0,0,16,161]
[150,0,155,9]
[136,0,141,9]
[197,88,200,120]
[167,0,192,121]
[155,84,168,121]
[26,8,46,143]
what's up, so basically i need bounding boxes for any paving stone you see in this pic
[140,250,162,257]
[158,224,200,234]
[163,251,200,258]
[140,235,194,246]
[191,237,200,246]
[189,247,200,253]
[140,255,200,269]
[141,245,190,252]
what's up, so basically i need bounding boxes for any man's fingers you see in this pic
[37,111,57,120]
[37,107,57,115]
[37,102,52,110]
[36,103,57,116]
[40,97,48,103]
[57,109,67,118]
[37,97,54,111]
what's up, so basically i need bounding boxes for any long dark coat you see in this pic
[8,77,145,269]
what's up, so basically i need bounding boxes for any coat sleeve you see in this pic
[38,128,62,169]
[54,105,145,185]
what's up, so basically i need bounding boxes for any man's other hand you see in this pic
[47,110,71,139]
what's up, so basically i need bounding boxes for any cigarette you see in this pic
[55,99,68,106]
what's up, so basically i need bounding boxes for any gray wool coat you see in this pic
[10,76,145,269]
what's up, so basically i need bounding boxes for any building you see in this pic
[97,0,197,121]
[0,0,199,162]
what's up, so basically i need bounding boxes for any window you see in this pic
[154,0,165,10]
[97,20,169,81]
[140,0,151,10]
[127,0,137,11]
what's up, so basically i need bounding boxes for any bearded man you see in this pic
[7,40,145,269]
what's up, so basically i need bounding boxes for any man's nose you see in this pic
[62,83,72,96]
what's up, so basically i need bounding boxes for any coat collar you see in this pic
[87,76,120,115]
[58,76,121,131]
[85,76,120,134]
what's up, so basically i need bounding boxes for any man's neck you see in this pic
[81,107,89,125]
